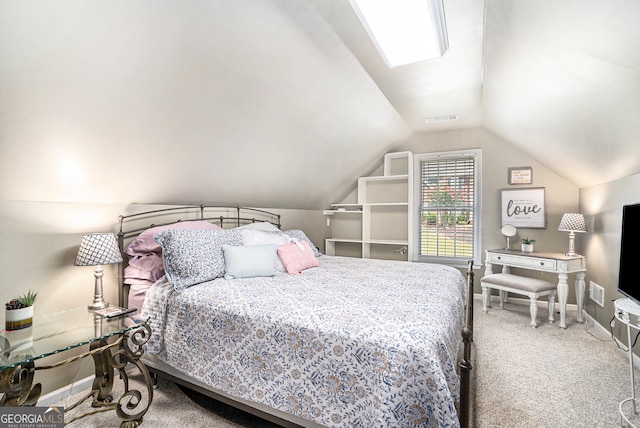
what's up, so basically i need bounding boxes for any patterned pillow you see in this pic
[126,220,222,255]
[124,220,223,284]
[154,229,242,291]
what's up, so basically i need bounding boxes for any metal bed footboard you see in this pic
[459,260,474,428]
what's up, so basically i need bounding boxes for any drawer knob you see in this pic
[540,262,544,265]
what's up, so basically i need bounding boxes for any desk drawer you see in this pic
[488,253,557,271]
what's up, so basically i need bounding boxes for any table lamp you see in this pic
[74,233,123,310]
[557,213,587,256]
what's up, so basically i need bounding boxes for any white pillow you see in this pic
[223,244,278,279]
[235,222,280,232]
[239,229,289,272]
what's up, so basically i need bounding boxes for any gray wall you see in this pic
[397,128,582,297]
[580,172,640,339]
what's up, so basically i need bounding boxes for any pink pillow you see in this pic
[124,253,165,282]
[277,240,320,275]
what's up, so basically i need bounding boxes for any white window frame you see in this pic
[412,149,482,267]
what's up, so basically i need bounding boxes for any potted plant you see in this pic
[5,290,38,331]
[521,237,535,253]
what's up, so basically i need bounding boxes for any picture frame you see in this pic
[508,166,533,185]
[501,187,546,228]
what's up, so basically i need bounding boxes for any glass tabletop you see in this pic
[0,307,148,370]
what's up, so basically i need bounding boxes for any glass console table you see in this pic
[0,307,153,427]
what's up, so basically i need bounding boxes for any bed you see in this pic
[116,205,474,428]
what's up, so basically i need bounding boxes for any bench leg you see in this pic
[529,297,538,328]
[499,290,506,308]
[548,293,556,324]
[482,285,491,312]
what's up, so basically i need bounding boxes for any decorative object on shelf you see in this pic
[501,187,546,228]
[508,166,533,185]
[557,213,587,256]
[75,232,123,310]
[521,236,535,253]
[5,290,38,331]
[396,246,408,255]
[500,224,517,250]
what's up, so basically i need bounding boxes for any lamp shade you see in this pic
[557,213,587,233]
[74,233,123,266]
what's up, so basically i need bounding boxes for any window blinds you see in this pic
[419,155,475,259]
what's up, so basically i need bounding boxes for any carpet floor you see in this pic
[56,298,640,427]
[472,298,639,427]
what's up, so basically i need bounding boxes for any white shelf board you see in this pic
[325,238,363,243]
[359,174,408,182]
[325,239,408,245]
[365,239,409,245]
[363,202,408,207]
[324,209,363,215]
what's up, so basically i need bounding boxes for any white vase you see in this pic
[5,306,33,331]
[521,244,534,253]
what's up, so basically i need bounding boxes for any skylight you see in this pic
[350,0,449,68]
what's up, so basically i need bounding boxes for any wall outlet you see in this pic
[589,281,605,307]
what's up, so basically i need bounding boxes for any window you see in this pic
[414,150,481,265]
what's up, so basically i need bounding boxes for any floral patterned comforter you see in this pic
[142,256,467,427]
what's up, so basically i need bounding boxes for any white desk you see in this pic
[485,249,587,328]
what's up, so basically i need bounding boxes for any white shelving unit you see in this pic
[325,152,414,261]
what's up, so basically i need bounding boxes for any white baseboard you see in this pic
[37,365,143,407]
[37,375,95,407]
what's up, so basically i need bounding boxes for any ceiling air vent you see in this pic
[425,114,459,124]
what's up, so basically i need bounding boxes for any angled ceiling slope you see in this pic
[0,0,412,210]
[482,0,640,188]
[319,0,640,188]
[312,0,485,133]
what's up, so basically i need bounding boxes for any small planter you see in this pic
[521,237,536,253]
[6,306,33,331]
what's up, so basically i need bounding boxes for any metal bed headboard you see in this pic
[116,205,281,307]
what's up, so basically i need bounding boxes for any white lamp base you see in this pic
[566,231,576,256]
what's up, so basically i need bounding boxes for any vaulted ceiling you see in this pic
[1,0,639,210]
[315,0,640,188]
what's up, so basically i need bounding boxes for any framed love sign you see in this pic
[501,188,546,228]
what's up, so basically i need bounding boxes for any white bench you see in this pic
[481,273,556,328]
